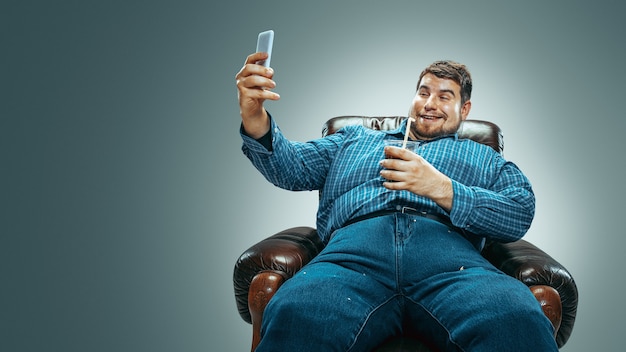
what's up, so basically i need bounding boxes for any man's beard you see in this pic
[411,119,461,140]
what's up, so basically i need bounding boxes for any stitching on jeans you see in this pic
[345,294,402,352]
[404,296,466,352]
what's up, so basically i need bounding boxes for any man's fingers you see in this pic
[241,87,280,101]
[235,65,274,84]
[236,72,279,99]
[382,180,404,190]
[383,146,417,161]
[241,74,276,90]
[238,53,274,78]
[235,55,276,94]
[246,52,269,65]
[380,169,406,183]
[379,158,408,172]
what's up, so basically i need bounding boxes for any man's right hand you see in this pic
[235,52,280,139]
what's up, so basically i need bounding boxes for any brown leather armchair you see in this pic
[234,116,579,351]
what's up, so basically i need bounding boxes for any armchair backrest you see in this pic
[322,116,504,154]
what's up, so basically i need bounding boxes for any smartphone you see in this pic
[255,30,274,67]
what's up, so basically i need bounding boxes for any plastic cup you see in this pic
[383,139,421,153]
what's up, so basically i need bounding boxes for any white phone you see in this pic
[255,30,274,67]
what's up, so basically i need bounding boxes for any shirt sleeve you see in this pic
[449,159,535,243]
[240,114,341,191]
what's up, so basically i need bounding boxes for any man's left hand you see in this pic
[380,146,454,212]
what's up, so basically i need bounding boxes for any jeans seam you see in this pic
[404,296,466,352]
[345,294,401,352]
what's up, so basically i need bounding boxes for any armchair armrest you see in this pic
[233,226,324,324]
[233,227,323,351]
[481,239,578,348]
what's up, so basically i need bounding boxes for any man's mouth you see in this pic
[419,114,443,121]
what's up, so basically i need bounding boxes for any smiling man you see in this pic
[409,61,471,139]
[235,54,558,351]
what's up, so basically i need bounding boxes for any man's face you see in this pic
[408,73,471,140]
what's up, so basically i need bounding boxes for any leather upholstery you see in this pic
[322,116,504,154]
[233,117,578,351]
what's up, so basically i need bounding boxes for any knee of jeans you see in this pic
[460,282,550,329]
[489,291,554,332]
[456,301,557,351]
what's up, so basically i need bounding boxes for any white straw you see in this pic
[402,117,415,149]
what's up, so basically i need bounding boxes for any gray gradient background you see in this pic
[4,1,624,351]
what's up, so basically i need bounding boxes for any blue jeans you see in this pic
[257,213,558,351]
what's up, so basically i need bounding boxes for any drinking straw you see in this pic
[402,117,415,149]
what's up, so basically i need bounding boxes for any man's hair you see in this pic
[417,60,472,105]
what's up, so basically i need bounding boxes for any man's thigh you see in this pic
[259,260,401,352]
[404,267,557,351]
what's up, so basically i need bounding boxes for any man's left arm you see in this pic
[380,145,535,242]
[448,161,535,243]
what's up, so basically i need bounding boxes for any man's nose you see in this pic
[424,96,437,110]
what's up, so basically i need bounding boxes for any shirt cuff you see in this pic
[449,179,476,232]
[240,113,277,153]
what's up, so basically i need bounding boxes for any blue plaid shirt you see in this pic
[241,116,535,249]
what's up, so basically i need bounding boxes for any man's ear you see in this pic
[461,100,471,120]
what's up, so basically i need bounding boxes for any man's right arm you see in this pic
[235,52,280,139]
[240,116,336,192]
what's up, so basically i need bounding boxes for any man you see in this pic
[235,52,558,351]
